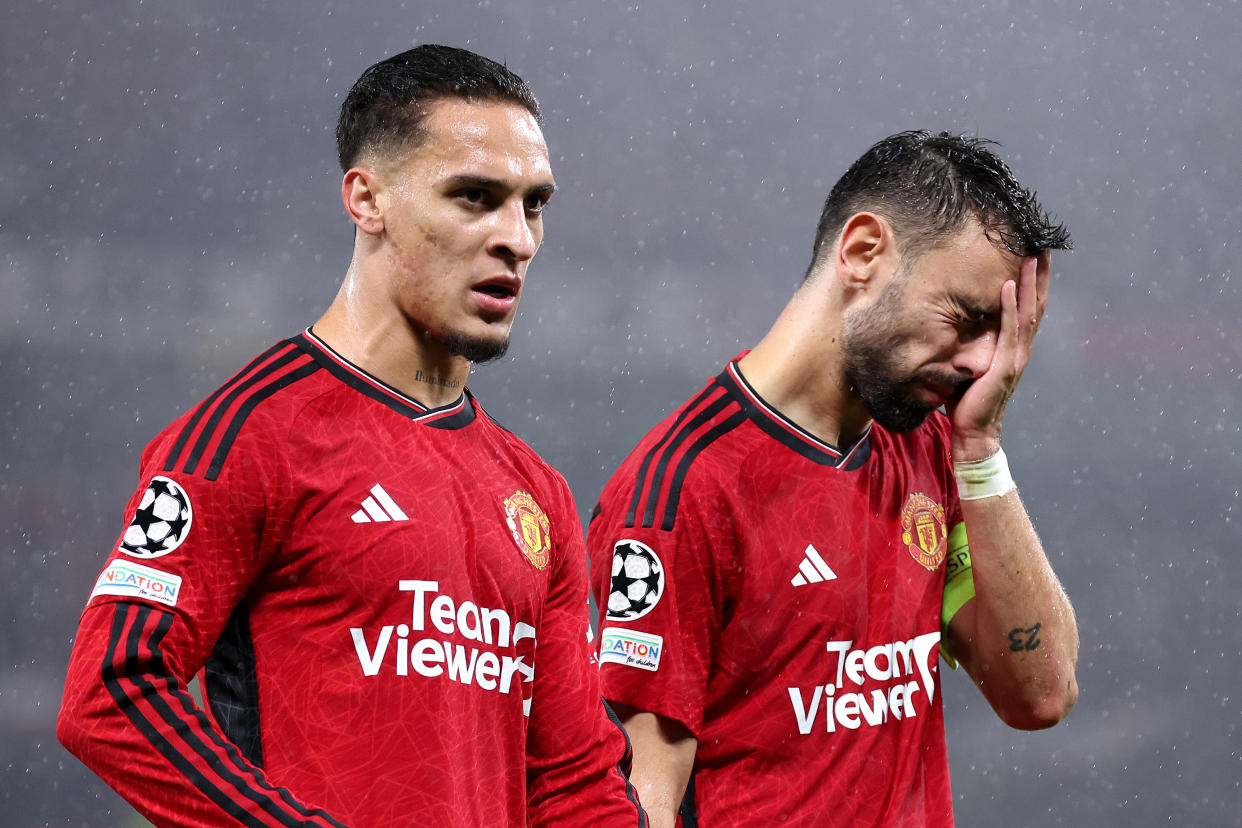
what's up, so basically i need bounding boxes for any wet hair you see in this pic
[805,130,1072,278]
[335,44,542,172]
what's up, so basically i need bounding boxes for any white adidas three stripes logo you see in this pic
[351,484,409,523]
[790,544,836,587]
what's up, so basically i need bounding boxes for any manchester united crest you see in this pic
[900,492,948,571]
[504,491,551,570]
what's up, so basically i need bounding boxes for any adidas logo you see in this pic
[351,484,409,524]
[790,544,836,587]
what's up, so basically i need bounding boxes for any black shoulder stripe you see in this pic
[177,347,306,477]
[658,410,747,531]
[624,383,728,529]
[163,341,294,475]
[175,352,317,481]
[623,384,723,528]
[202,361,319,481]
[635,393,734,530]
[103,603,347,828]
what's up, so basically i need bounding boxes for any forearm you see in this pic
[950,488,1079,729]
[611,703,696,828]
[58,602,345,828]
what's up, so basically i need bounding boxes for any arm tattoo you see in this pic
[1007,622,1042,652]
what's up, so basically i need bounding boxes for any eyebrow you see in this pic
[444,174,556,197]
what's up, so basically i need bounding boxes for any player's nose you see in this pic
[491,201,539,262]
[953,331,996,379]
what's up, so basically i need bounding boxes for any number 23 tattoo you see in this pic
[1007,622,1042,652]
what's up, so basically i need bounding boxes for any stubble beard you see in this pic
[841,278,964,434]
[442,330,510,365]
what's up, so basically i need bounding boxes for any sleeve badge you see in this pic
[606,539,665,621]
[119,476,193,559]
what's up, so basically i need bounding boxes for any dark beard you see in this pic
[843,345,938,433]
[442,330,510,364]
[841,280,965,434]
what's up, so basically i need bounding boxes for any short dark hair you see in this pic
[335,44,542,172]
[806,130,1072,277]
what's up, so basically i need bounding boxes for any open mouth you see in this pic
[474,283,517,299]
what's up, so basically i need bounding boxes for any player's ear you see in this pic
[342,167,385,236]
[835,212,894,293]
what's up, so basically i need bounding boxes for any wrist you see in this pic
[951,432,1002,463]
[954,447,1016,501]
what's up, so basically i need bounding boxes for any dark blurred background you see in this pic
[4,1,1239,825]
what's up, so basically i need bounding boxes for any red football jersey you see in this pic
[589,358,963,827]
[59,331,646,828]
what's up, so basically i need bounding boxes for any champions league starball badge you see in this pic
[504,490,551,570]
[119,476,194,559]
[901,492,948,571]
[606,540,665,621]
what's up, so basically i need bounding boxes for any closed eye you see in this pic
[951,297,998,327]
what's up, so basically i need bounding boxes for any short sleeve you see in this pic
[588,479,730,737]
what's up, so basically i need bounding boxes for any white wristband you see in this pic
[954,447,1016,501]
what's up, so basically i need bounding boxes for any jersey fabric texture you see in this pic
[588,357,964,827]
[59,331,646,828]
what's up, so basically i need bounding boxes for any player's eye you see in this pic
[524,194,549,215]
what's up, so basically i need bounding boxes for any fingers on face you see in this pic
[999,278,1020,351]
[1018,257,1046,329]
[1033,253,1051,314]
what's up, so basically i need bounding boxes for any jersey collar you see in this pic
[295,329,476,429]
[719,355,871,470]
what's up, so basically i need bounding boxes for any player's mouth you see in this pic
[917,379,958,409]
[472,276,522,315]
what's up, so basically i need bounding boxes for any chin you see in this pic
[443,330,510,364]
[867,400,936,434]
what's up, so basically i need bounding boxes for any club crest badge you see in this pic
[504,490,551,570]
[901,492,948,571]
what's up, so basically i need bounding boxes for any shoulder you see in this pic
[594,378,745,535]
[472,402,561,475]
[470,400,578,506]
[141,337,335,483]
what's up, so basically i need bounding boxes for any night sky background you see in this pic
[4,1,1240,824]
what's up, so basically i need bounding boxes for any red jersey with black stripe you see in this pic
[59,330,646,828]
[588,357,962,827]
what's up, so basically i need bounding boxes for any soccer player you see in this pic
[57,45,646,827]
[588,131,1080,827]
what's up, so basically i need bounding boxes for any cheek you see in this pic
[419,224,442,249]
[917,322,960,351]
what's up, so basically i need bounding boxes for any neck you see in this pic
[737,280,872,447]
[312,260,471,409]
